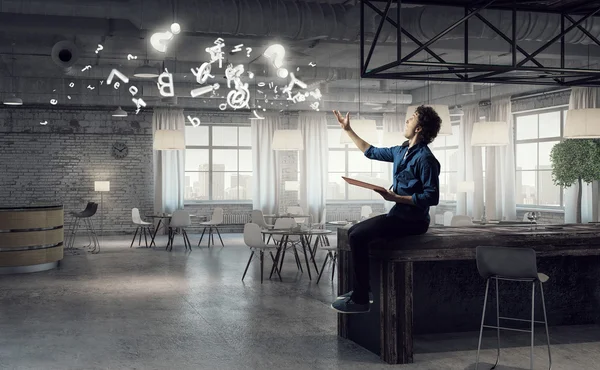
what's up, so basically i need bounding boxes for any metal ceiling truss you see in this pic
[360,0,600,86]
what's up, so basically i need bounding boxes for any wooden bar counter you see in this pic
[337,224,600,364]
[0,205,64,273]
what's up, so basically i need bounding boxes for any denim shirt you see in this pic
[364,141,440,223]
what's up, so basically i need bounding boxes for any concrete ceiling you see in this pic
[1,0,598,112]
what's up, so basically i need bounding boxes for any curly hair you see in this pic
[415,105,442,144]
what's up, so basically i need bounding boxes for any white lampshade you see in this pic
[94,181,110,192]
[457,181,475,193]
[564,108,600,138]
[3,94,23,106]
[381,131,405,147]
[404,105,452,136]
[112,106,128,117]
[133,63,160,78]
[272,130,304,150]
[285,181,299,191]
[154,129,185,150]
[340,119,378,144]
[471,121,509,146]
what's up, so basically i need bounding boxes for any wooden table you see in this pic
[337,223,600,364]
[0,205,64,274]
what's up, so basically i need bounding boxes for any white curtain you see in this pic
[382,113,404,212]
[565,87,599,223]
[486,97,517,220]
[299,112,328,223]
[152,108,185,214]
[252,114,280,215]
[457,106,484,219]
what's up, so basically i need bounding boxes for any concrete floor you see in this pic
[1,233,599,370]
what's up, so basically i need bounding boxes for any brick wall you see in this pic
[0,107,154,234]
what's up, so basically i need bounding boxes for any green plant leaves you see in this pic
[550,139,600,187]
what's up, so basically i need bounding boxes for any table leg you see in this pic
[150,219,162,247]
[300,235,313,280]
[380,260,414,364]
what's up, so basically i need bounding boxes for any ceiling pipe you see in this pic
[2,0,600,45]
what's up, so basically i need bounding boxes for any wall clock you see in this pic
[111,142,129,159]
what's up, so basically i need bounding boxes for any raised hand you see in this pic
[333,110,351,131]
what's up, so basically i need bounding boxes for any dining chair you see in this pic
[198,207,225,248]
[360,205,373,220]
[130,208,154,248]
[271,218,303,276]
[251,209,274,243]
[316,245,337,284]
[450,215,474,227]
[242,223,281,283]
[443,211,454,226]
[166,210,192,252]
[287,205,306,224]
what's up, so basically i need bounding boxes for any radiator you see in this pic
[223,213,251,224]
[328,212,360,222]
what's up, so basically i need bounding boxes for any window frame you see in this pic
[429,122,460,203]
[326,125,386,202]
[184,123,253,204]
[513,106,567,209]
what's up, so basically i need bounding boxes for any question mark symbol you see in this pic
[263,44,288,78]
[246,47,252,58]
[150,23,181,53]
[150,31,174,53]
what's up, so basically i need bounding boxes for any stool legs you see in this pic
[531,282,535,370]
[540,282,552,370]
[475,279,490,370]
[476,278,552,370]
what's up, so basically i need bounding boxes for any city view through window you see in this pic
[185,125,253,201]
[184,109,566,208]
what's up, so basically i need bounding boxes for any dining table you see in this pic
[261,228,332,280]
[145,214,206,247]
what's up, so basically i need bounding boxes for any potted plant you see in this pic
[550,139,600,223]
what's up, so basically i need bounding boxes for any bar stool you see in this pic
[475,246,552,370]
[66,202,100,253]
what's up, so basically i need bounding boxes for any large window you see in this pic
[514,108,566,207]
[185,124,252,202]
[429,123,460,201]
[327,127,386,201]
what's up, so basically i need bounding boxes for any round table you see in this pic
[145,214,206,247]
[261,228,332,280]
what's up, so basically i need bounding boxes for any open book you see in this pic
[342,176,387,192]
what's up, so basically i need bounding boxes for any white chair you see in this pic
[450,215,474,227]
[287,205,306,224]
[166,210,192,252]
[443,211,454,226]
[198,207,224,248]
[310,209,330,256]
[360,205,373,220]
[316,245,338,284]
[429,206,437,226]
[271,218,303,276]
[242,223,281,283]
[130,208,154,248]
[252,209,274,244]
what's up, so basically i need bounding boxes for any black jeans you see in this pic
[348,214,429,304]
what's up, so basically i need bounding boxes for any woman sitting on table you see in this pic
[331,107,441,314]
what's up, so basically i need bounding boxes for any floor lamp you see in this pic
[94,181,110,248]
